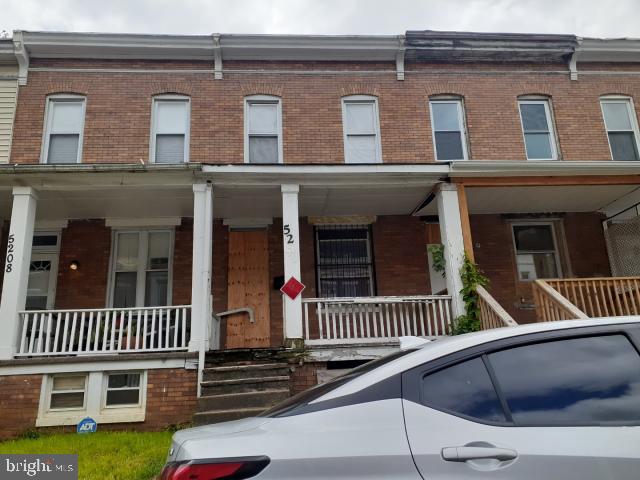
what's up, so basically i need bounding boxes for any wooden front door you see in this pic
[225,229,271,348]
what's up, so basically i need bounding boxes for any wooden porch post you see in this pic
[457,184,474,261]
[0,187,38,360]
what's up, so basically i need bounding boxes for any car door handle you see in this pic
[441,446,518,462]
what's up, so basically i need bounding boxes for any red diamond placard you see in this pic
[280,277,306,300]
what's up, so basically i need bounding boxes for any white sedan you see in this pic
[161,317,640,479]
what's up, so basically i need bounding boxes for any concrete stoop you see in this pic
[194,359,292,426]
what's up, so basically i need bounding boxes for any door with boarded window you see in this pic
[225,229,271,348]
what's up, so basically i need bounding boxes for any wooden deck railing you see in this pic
[302,295,453,345]
[532,280,589,322]
[477,286,518,329]
[544,277,640,318]
[16,305,191,357]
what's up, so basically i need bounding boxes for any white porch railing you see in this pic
[302,295,453,346]
[16,305,191,357]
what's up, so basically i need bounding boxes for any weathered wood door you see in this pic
[225,230,271,348]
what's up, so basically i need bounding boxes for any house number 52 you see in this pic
[5,234,15,273]
[283,225,294,244]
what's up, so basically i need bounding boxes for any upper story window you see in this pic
[42,95,86,164]
[245,95,282,164]
[150,96,190,164]
[518,98,558,160]
[600,97,640,161]
[342,96,382,164]
[429,98,468,161]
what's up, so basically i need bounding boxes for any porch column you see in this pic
[190,183,214,352]
[436,183,466,319]
[0,187,38,360]
[281,184,303,346]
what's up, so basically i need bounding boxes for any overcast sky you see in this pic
[1,0,639,38]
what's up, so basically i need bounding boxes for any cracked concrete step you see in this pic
[198,389,291,411]
[203,363,290,381]
[193,407,267,426]
[201,376,290,396]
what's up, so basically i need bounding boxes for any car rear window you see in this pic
[488,334,640,426]
[262,348,417,418]
[421,356,507,423]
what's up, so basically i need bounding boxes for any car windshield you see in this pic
[261,348,418,417]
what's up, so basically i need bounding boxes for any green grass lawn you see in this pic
[0,431,172,480]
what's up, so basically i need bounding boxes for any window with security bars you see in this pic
[315,225,375,298]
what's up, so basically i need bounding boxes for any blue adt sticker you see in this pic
[77,417,97,434]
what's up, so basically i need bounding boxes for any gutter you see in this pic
[0,162,203,175]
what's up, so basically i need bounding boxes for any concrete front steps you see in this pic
[194,361,292,426]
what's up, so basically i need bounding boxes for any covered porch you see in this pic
[0,164,478,361]
[452,161,640,326]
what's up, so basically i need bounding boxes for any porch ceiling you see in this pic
[213,184,435,218]
[466,185,640,214]
[0,187,194,221]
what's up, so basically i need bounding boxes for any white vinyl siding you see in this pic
[518,99,558,160]
[244,96,283,164]
[0,78,18,164]
[429,99,468,161]
[600,97,640,161]
[342,96,382,164]
[41,96,86,164]
[150,97,190,164]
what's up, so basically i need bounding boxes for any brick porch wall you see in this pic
[471,212,611,324]
[0,368,197,440]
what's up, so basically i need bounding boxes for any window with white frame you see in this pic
[342,96,382,164]
[48,374,87,410]
[315,225,375,297]
[245,96,282,164]
[511,223,561,281]
[600,97,640,161]
[104,372,142,407]
[151,96,190,164]
[38,371,147,427]
[518,99,558,160]
[42,96,86,164]
[429,98,468,161]
[110,230,173,308]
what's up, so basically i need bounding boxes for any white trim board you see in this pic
[0,357,193,376]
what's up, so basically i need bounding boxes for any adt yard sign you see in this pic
[77,417,97,434]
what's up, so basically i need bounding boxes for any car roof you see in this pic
[314,316,640,402]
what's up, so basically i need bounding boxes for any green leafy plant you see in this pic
[427,244,446,277]
[450,253,489,335]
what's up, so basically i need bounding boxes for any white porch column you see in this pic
[281,184,303,346]
[0,187,38,359]
[436,183,466,319]
[190,183,214,352]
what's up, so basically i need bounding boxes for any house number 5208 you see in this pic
[283,225,294,244]
[5,234,15,273]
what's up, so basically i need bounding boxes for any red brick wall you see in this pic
[372,216,430,296]
[10,58,640,165]
[471,212,611,323]
[0,374,42,440]
[55,220,111,309]
[0,368,197,440]
[144,368,197,429]
[290,361,326,395]
[172,219,193,306]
